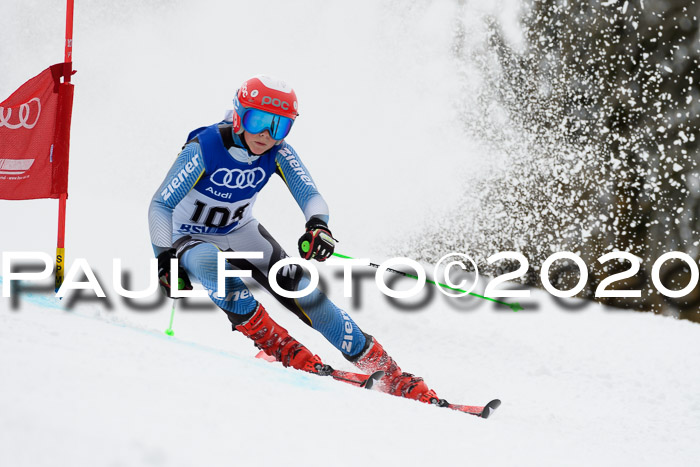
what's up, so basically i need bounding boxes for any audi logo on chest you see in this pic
[210,167,266,189]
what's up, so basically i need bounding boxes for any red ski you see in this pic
[256,351,500,417]
[437,399,502,418]
[255,351,384,389]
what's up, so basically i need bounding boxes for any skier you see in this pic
[148,75,439,403]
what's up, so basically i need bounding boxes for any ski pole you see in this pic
[331,252,522,312]
[165,299,176,336]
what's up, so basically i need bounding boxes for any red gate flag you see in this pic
[0,63,73,200]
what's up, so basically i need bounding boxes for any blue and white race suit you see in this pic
[148,122,366,357]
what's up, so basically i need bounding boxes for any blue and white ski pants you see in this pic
[174,219,367,358]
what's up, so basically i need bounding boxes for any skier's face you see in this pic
[244,130,276,155]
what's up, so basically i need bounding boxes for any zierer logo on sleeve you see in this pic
[161,153,202,202]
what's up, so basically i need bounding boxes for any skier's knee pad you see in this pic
[177,238,219,284]
[274,261,304,292]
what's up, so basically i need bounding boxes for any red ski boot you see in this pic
[351,336,440,404]
[235,303,320,373]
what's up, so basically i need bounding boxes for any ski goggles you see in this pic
[241,108,294,140]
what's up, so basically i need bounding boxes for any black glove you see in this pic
[157,249,193,298]
[298,218,336,262]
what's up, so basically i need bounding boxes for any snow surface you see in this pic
[3,289,700,466]
[2,1,700,466]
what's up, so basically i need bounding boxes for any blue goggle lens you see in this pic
[241,108,294,140]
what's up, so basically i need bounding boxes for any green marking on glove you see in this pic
[177,278,186,290]
[301,240,310,253]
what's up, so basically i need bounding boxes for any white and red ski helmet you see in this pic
[233,75,299,135]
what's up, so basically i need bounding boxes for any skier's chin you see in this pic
[250,144,270,155]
